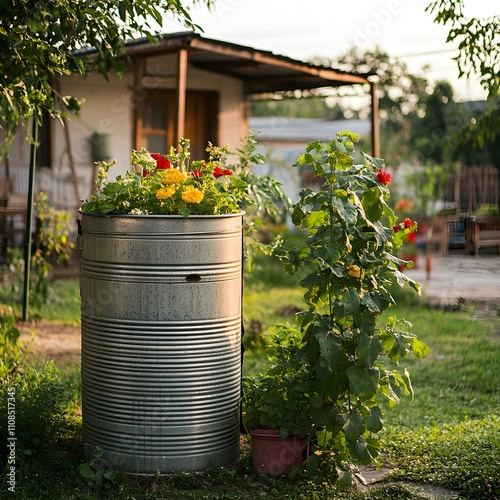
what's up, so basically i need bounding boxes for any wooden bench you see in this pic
[472,221,500,254]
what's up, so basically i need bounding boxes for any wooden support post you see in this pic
[53,79,80,203]
[132,57,145,151]
[61,116,80,204]
[370,81,380,158]
[175,48,188,145]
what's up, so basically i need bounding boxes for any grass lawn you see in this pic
[1,255,499,499]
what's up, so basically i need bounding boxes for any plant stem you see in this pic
[328,180,335,321]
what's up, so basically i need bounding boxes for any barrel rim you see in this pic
[79,210,245,219]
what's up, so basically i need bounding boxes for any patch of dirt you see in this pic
[17,320,81,366]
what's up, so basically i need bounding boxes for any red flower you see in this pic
[151,154,171,170]
[376,169,391,185]
[403,218,414,229]
[213,167,224,178]
[393,225,400,233]
[213,167,233,178]
[190,169,203,179]
[142,154,171,177]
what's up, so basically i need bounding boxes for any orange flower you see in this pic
[395,198,413,212]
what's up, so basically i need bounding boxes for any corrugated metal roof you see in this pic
[249,117,371,141]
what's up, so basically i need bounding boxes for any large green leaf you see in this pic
[411,336,430,358]
[360,293,382,314]
[357,332,383,366]
[316,331,346,372]
[346,365,380,399]
[331,196,358,225]
[355,311,377,337]
[344,409,365,443]
[361,187,384,221]
[301,210,327,229]
[348,437,374,464]
[296,152,315,166]
[365,405,384,433]
[339,288,361,314]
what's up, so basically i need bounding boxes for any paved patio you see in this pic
[404,253,500,306]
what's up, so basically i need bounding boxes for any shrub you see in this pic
[0,304,32,375]
[0,361,68,461]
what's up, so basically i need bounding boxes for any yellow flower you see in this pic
[162,168,187,185]
[346,264,361,278]
[181,186,204,204]
[156,186,177,200]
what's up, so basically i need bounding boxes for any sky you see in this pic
[163,0,499,102]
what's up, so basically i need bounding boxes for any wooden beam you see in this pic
[370,81,380,158]
[175,48,188,144]
[189,37,369,86]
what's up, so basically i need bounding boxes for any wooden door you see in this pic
[137,90,219,161]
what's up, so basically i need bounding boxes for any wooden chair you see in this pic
[0,177,27,262]
[426,217,449,255]
[0,176,13,206]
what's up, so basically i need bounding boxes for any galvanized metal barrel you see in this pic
[78,212,243,474]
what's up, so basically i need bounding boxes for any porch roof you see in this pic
[77,31,378,156]
[121,32,371,93]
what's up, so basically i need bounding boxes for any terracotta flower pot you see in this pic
[249,429,309,475]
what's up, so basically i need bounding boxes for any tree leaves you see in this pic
[315,330,347,372]
[357,332,383,367]
[426,0,500,99]
[0,0,212,154]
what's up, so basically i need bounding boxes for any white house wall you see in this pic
[2,128,31,195]
[42,71,132,212]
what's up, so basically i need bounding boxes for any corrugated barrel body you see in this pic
[78,213,243,474]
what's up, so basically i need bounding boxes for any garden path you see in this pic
[406,254,500,306]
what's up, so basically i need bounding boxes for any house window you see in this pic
[139,90,175,155]
[137,90,219,160]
